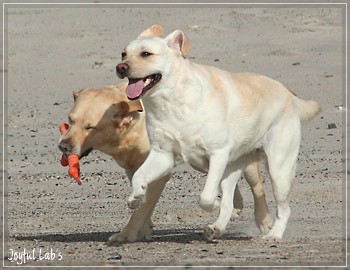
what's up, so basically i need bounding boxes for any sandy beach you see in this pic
[4,4,347,268]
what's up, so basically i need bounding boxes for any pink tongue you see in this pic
[126,79,144,99]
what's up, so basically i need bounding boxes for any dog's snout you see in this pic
[59,139,72,154]
[116,63,129,78]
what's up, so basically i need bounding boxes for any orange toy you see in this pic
[59,123,69,166]
[67,154,81,185]
[59,123,82,185]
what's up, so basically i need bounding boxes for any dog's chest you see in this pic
[150,123,209,166]
[144,95,218,168]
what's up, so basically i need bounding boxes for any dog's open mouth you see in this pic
[126,73,162,100]
[61,147,93,161]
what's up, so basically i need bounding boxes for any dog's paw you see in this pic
[108,221,153,245]
[127,193,146,210]
[203,224,223,241]
[107,227,153,245]
[256,212,273,234]
[108,231,138,245]
[127,184,147,210]
[230,208,243,221]
[262,225,284,240]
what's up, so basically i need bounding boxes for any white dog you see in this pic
[116,25,321,239]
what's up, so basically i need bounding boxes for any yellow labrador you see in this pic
[116,25,321,239]
[58,84,271,243]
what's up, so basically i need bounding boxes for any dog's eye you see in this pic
[68,115,75,125]
[140,51,152,57]
[121,51,127,59]
[85,124,95,130]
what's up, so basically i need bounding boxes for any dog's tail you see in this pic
[293,95,322,122]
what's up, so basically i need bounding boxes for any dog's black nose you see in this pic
[116,63,129,79]
[59,139,72,154]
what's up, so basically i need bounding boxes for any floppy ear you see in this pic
[165,30,191,55]
[72,88,84,102]
[287,88,298,97]
[138,24,164,39]
[112,101,142,127]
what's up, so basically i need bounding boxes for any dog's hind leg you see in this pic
[231,184,243,220]
[108,174,169,244]
[243,161,273,235]
[264,117,301,239]
[203,166,241,240]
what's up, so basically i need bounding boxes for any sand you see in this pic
[3,4,347,268]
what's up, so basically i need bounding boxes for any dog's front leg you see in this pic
[128,149,174,210]
[108,174,169,244]
[199,149,230,212]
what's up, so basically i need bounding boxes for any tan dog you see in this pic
[58,84,271,243]
[116,25,321,239]
[58,84,159,243]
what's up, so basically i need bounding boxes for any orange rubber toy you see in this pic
[59,123,82,185]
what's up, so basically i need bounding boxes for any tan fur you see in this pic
[62,84,148,173]
[139,24,164,39]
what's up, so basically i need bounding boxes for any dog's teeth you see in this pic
[144,78,152,86]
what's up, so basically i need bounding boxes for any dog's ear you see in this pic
[165,30,191,56]
[287,88,298,96]
[112,101,142,127]
[138,24,164,39]
[72,89,84,102]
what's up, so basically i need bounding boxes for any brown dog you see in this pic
[58,83,271,243]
